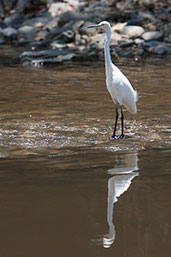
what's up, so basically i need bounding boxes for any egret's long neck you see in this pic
[104,29,112,76]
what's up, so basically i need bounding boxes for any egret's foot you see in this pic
[110,135,119,140]
[110,134,124,140]
[118,134,125,139]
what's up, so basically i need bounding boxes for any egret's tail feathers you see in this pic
[135,90,138,102]
[125,101,137,114]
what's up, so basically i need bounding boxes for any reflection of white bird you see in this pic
[88,21,138,139]
[103,152,138,248]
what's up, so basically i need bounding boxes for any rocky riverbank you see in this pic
[0,0,171,65]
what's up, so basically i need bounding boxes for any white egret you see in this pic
[88,21,138,139]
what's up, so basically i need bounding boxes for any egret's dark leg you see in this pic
[119,105,124,139]
[110,105,118,139]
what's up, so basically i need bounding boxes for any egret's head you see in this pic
[87,21,111,32]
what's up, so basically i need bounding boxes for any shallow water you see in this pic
[0,46,170,257]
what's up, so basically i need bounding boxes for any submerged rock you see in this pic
[20,49,75,66]
[30,52,75,66]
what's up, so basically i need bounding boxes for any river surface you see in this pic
[0,46,170,257]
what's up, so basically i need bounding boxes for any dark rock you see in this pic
[120,39,134,48]
[4,12,24,28]
[117,50,134,58]
[143,41,171,55]
[0,20,6,29]
[72,20,84,33]
[134,47,144,56]
[0,36,5,44]
[0,1,5,18]
[138,11,159,23]
[126,11,144,25]
[57,30,75,43]
[15,0,31,12]
[79,21,96,35]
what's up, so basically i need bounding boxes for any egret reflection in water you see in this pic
[103,152,139,248]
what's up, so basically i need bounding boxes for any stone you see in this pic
[57,30,75,43]
[112,22,127,33]
[4,12,24,28]
[23,16,52,28]
[2,27,18,38]
[138,11,159,23]
[79,21,96,35]
[48,3,72,17]
[121,25,145,38]
[20,49,70,60]
[120,39,134,48]
[18,25,38,41]
[30,53,75,66]
[134,38,144,45]
[149,45,171,55]
[64,0,79,8]
[0,36,5,44]
[143,41,171,55]
[142,31,164,41]
[118,50,134,58]
[58,11,88,27]
[0,20,6,29]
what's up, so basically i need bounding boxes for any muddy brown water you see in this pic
[0,46,171,257]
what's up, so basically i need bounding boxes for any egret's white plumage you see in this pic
[88,21,138,139]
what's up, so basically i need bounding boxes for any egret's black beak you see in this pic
[87,24,100,29]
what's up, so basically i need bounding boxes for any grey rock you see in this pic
[58,11,88,27]
[48,3,71,17]
[23,16,52,28]
[34,30,48,41]
[134,38,144,45]
[120,39,134,48]
[142,31,163,41]
[2,27,17,38]
[18,25,38,41]
[4,12,23,28]
[149,45,171,55]
[121,25,145,38]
